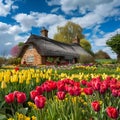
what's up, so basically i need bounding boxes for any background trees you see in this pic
[94,50,111,59]
[10,42,24,57]
[54,21,93,55]
[54,21,84,43]
[106,34,120,62]
[80,39,94,55]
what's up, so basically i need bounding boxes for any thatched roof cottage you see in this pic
[18,28,93,66]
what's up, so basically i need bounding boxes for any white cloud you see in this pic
[71,0,120,28]
[13,13,36,31]
[46,0,120,15]
[14,35,29,42]
[5,42,12,45]
[13,12,66,35]
[94,28,120,47]
[51,7,59,13]
[0,21,29,56]
[45,0,60,6]
[0,22,11,33]
[103,47,117,59]
[0,0,18,17]
[11,5,18,10]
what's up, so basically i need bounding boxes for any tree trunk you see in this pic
[117,54,120,63]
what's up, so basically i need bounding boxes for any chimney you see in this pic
[41,27,48,37]
[72,34,80,44]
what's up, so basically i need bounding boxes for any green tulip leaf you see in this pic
[0,114,7,120]
[17,107,28,115]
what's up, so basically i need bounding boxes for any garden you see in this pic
[0,62,120,120]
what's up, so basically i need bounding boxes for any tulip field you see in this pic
[0,64,120,120]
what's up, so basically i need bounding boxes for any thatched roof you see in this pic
[18,34,92,59]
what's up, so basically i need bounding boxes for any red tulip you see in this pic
[15,66,19,71]
[112,89,118,97]
[36,86,43,95]
[92,80,101,91]
[68,87,74,96]
[91,101,100,112]
[73,86,81,96]
[99,83,108,94]
[16,92,26,104]
[48,80,57,90]
[86,82,92,87]
[13,91,20,97]
[41,81,55,92]
[106,107,119,119]
[84,87,93,95]
[34,95,46,109]
[57,91,66,100]
[5,93,15,104]
[57,81,65,91]
[30,90,39,100]
[81,80,87,86]
[118,90,120,97]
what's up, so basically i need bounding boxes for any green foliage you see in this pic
[95,59,117,64]
[80,39,91,50]
[46,57,54,63]
[7,57,21,65]
[95,50,111,59]
[80,39,94,55]
[106,34,120,62]
[0,57,6,67]
[78,54,94,64]
[18,42,24,47]
[54,21,84,43]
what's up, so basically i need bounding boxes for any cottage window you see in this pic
[27,55,34,62]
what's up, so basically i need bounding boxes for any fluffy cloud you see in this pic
[0,0,18,16]
[71,0,120,28]
[94,28,120,47]
[46,0,119,15]
[13,12,66,34]
[0,21,29,56]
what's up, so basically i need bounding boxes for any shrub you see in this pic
[7,57,21,65]
[78,54,94,64]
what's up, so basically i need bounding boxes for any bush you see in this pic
[78,54,94,64]
[0,57,6,67]
[7,57,21,65]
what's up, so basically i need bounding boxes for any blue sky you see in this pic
[0,0,120,58]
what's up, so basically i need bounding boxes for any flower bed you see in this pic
[0,68,119,119]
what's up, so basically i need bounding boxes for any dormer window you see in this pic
[28,45,33,49]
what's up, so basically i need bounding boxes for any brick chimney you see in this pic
[41,27,48,37]
[72,35,80,44]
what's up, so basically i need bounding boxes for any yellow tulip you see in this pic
[1,81,7,89]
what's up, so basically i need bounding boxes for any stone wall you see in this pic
[21,47,42,66]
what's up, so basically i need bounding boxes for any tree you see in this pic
[10,45,20,57]
[106,34,120,62]
[80,39,94,56]
[54,21,93,55]
[54,21,84,43]
[10,42,24,57]
[18,42,24,47]
[95,50,111,59]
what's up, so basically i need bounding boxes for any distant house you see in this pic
[18,28,93,66]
